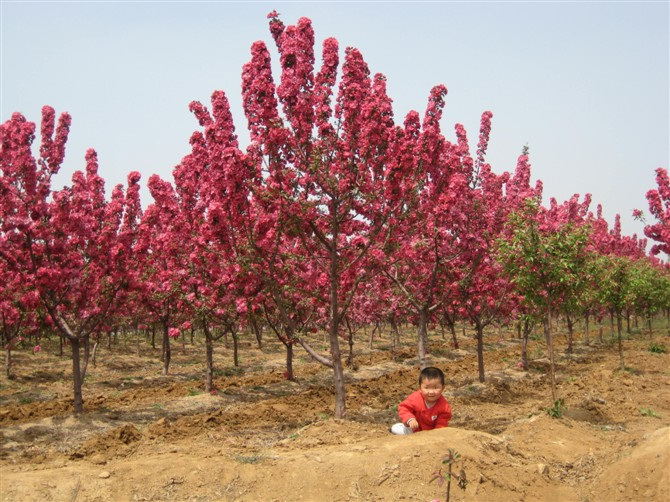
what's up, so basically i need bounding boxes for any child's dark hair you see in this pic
[419,366,445,386]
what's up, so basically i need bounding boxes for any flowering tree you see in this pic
[169,100,257,389]
[638,168,670,258]
[0,259,40,378]
[1,107,138,412]
[134,175,193,376]
[237,13,422,417]
[448,114,524,382]
[382,87,467,369]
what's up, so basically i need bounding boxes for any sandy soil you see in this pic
[1,326,669,501]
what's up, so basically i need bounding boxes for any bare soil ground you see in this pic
[1,326,669,501]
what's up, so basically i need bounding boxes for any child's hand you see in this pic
[407,418,419,431]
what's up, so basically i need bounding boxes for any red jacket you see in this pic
[398,390,452,431]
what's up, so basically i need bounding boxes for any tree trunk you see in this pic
[347,325,355,369]
[203,321,214,393]
[521,318,531,371]
[617,312,625,371]
[544,311,557,403]
[598,318,604,343]
[329,247,346,418]
[251,315,263,349]
[368,321,379,350]
[390,317,399,352]
[232,328,239,367]
[162,322,171,375]
[91,340,99,368]
[476,322,485,383]
[329,315,346,418]
[566,315,574,354]
[584,313,590,345]
[80,336,91,381]
[5,347,12,380]
[450,322,459,350]
[285,341,294,381]
[417,308,429,369]
[610,311,615,341]
[71,337,84,413]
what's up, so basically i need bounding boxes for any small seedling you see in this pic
[430,448,467,502]
[640,407,661,418]
[546,399,565,418]
[649,344,667,354]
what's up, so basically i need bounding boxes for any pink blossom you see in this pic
[235,297,248,314]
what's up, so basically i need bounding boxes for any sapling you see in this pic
[546,398,565,418]
[430,448,467,502]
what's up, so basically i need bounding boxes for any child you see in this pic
[390,366,452,435]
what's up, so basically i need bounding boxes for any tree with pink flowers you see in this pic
[638,167,670,258]
[1,107,139,412]
[236,13,425,417]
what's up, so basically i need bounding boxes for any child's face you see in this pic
[419,377,444,405]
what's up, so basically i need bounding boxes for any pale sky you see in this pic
[2,1,668,243]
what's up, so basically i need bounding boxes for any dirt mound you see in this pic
[6,421,666,501]
[591,427,670,501]
[72,424,143,459]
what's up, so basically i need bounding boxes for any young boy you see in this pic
[390,366,452,435]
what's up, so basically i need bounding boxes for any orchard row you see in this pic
[1,13,668,415]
